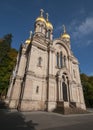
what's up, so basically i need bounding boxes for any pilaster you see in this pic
[9,76,23,109]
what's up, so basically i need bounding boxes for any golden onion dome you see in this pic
[46,21,53,30]
[35,16,46,24]
[62,33,70,39]
[61,25,70,39]
[25,39,31,44]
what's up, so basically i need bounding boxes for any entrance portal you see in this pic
[62,82,68,101]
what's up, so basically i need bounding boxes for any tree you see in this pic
[3,34,12,48]
[0,34,17,98]
[81,73,93,107]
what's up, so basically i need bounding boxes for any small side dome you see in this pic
[25,31,32,44]
[61,25,70,39]
[25,39,31,44]
[46,21,53,30]
[62,33,70,39]
[46,13,53,30]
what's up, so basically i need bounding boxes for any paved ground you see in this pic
[0,100,93,130]
[22,111,93,130]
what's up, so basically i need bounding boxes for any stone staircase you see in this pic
[53,101,88,114]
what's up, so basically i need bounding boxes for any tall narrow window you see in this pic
[64,56,66,67]
[62,82,68,101]
[36,86,39,93]
[47,30,51,39]
[38,57,42,67]
[57,52,59,67]
[37,23,41,32]
[41,25,43,33]
[60,51,62,68]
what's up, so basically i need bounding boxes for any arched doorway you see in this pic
[62,82,68,101]
[56,70,69,102]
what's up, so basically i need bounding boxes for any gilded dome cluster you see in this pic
[25,10,71,45]
[35,9,53,30]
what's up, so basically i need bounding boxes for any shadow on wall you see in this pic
[0,100,38,130]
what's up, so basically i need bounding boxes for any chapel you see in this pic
[6,9,86,113]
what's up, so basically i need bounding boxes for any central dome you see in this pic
[35,10,53,30]
[35,9,46,25]
[36,16,46,24]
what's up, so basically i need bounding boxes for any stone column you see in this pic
[17,54,27,77]
[49,50,53,75]
[58,80,60,101]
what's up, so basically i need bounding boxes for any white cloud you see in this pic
[70,16,93,39]
[78,17,93,35]
[54,13,93,47]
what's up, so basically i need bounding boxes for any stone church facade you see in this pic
[6,9,86,113]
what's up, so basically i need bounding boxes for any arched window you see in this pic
[47,30,51,39]
[38,57,42,67]
[64,55,66,67]
[62,82,68,101]
[62,75,65,81]
[56,52,59,67]
[36,86,39,93]
[60,51,63,68]
[41,25,44,33]
[40,25,42,32]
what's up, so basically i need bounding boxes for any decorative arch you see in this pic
[56,69,70,102]
[53,39,71,56]
[56,69,70,80]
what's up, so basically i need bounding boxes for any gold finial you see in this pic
[61,25,70,39]
[46,13,49,21]
[40,9,44,17]
[62,25,66,33]
[29,31,32,39]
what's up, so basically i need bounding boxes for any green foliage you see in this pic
[0,34,17,97]
[81,73,93,107]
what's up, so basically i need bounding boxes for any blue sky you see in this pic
[0,0,93,76]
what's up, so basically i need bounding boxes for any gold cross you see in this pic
[46,13,49,21]
[62,25,66,33]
